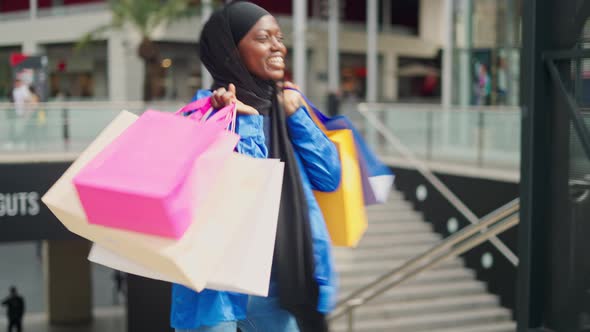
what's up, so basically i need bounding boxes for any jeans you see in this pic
[175,296,299,332]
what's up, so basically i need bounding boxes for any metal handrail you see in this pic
[358,103,519,266]
[329,198,519,323]
[334,214,519,330]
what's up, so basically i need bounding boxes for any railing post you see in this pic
[347,308,354,332]
[365,109,378,150]
[427,110,433,160]
[8,108,16,146]
[62,107,70,150]
[477,111,484,167]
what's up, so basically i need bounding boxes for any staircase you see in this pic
[329,190,516,332]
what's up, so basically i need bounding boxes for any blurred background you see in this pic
[0,0,588,331]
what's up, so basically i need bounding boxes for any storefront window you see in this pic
[452,0,521,106]
[44,42,107,100]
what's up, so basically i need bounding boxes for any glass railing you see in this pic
[0,100,522,172]
[0,102,182,156]
[349,103,521,171]
[37,2,108,18]
[0,3,109,21]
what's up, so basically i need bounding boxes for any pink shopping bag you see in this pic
[73,98,238,239]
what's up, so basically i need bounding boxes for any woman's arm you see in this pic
[287,106,341,192]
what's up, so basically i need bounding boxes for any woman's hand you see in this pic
[211,83,259,115]
[281,81,304,116]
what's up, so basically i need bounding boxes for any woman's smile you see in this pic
[267,55,285,70]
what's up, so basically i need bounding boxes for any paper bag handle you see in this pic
[175,97,237,133]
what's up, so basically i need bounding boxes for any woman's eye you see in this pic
[256,35,270,41]
[276,35,284,42]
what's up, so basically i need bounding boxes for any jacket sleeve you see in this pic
[235,114,268,158]
[287,106,341,192]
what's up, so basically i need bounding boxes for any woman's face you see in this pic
[238,15,287,81]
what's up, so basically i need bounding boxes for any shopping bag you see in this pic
[312,128,368,247]
[310,112,394,204]
[42,110,284,295]
[89,158,284,295]
[289,89,395,205]
[73,99,238,239]
[289,91,368,247]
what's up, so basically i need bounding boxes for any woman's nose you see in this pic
[270,36,283,50]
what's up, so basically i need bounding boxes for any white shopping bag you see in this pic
[89,158,284,295]
[42,111,284,295]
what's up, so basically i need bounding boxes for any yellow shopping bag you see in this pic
[301,98,368,247]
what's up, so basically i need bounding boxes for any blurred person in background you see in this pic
[171,2,341,332]
[2,286,25,332]
[11,79,31,117]
[21,86,41,150]
[496,56,509,105]
[474,62,491,106]
[112,271,127,305]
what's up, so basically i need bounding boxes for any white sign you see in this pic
[0,192,40,217]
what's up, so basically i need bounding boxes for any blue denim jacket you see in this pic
[170,90,342,329]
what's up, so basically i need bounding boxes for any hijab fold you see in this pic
[199,3,327,331]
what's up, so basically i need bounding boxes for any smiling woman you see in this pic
[170,2,342,332]
[237,15,287,81]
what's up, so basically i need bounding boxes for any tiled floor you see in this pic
[0,306,126,332]
[0,242,127,331]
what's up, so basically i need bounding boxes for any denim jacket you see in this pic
[170,90,341,329]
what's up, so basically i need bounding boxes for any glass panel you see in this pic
[358,105,520,170]
[430,110,480,164]
[452,0,522,107]
[481,110,520,168]
[0,104,180,155]
[382,107,430,158]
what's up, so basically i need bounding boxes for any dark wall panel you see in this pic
[0,162,77,242]
[127,275,173,332]
[392,167,519,315]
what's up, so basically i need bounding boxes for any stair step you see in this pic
[330,188,516,331]
[337,256,463,279]
[330,307,511,332]
[366,204,414,213]
[332,243,435,261]
[367,210,423,220]
[363,220,433,233]
[355,232,440,248]
[358,279,486,303]
[339,269,475,298]
[431,321,517,332]
[342,293,500,320]
[366,219,432,228]
[361,230,440,242]
[366,203,414,213]
[336,256,463,275]
[382,197,407,206]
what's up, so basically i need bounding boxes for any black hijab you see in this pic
[199,2,327,330]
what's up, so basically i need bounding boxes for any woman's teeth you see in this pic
[268,57,284,65]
